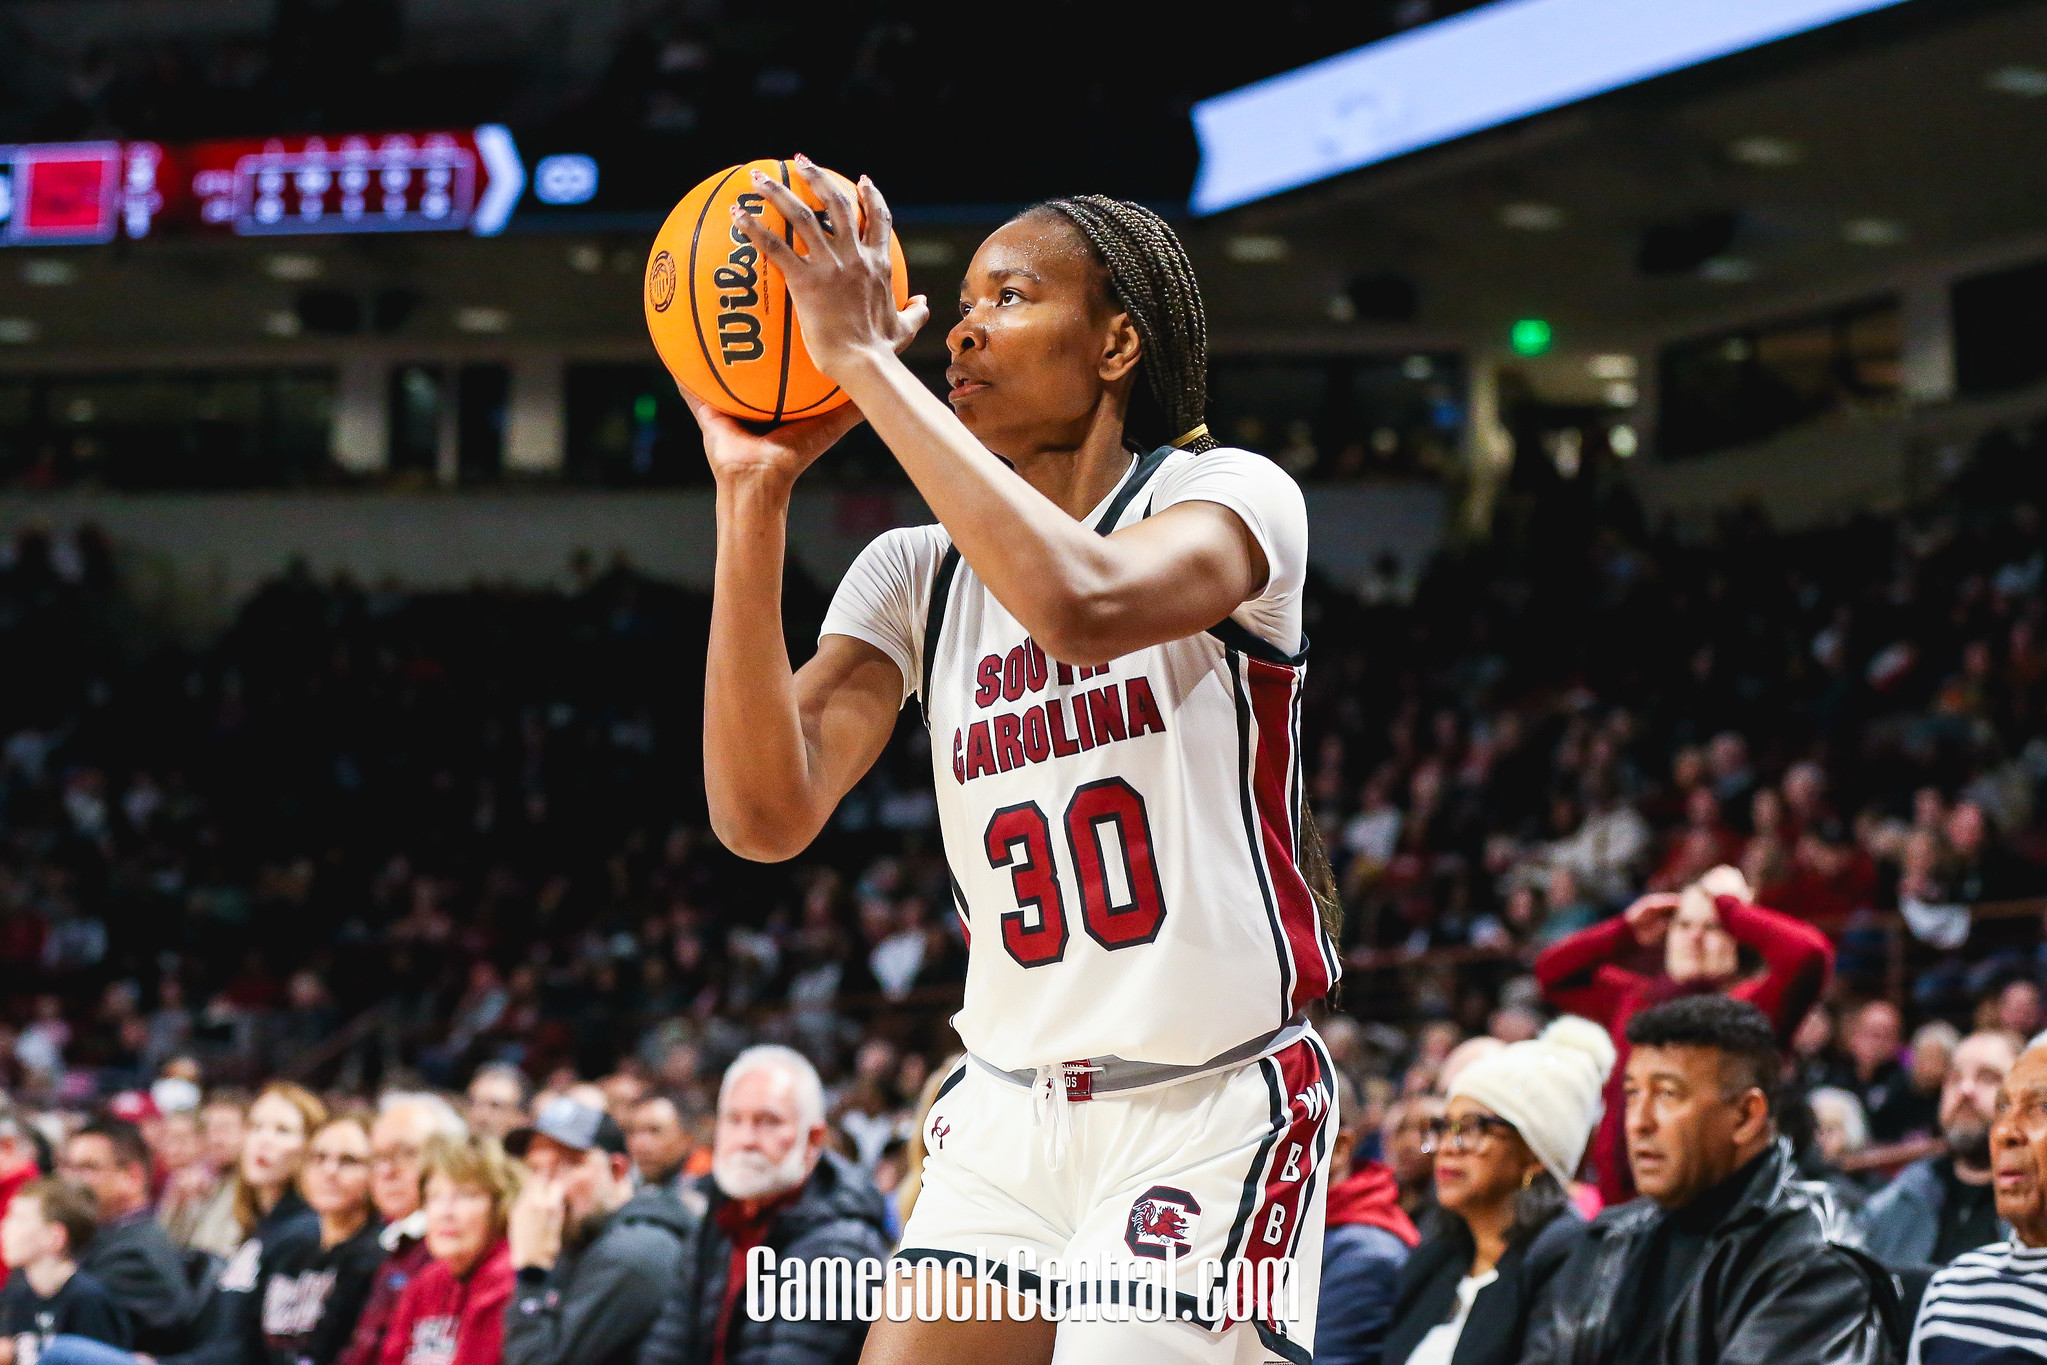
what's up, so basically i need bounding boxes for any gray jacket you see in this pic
[83,1209,198,1354]
[1855,1157,2010,1268]
[504,1184,696,1365]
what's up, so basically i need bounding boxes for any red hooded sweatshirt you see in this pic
[1324,1160,1419,1247]
[378,1237,513,1365]
[1534,895,1831,1204]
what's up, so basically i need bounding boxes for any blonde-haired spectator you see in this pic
[378,1135,521,1365]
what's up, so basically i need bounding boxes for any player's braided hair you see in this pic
[1027,196,1218,454]
[1027,195,1345,953]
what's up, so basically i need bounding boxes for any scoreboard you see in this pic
[0,125,526,245]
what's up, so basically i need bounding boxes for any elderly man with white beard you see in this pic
[636,1045,893,1365]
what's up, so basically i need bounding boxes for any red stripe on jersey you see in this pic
[1244,657,1331,1011]
[1225,1038,1330,1333]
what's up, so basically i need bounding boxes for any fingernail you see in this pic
[794,152,810,164]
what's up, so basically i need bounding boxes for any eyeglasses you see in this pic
[1420,1114,1518,1153]
[371,1144,423,1168]
[308,1151,368,1169]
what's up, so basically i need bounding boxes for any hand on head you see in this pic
[1624,892,1682,948]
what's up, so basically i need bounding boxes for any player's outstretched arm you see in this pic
[734,161,1268,666]
[693,391,906,862]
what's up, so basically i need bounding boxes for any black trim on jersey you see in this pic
[932,1059,968,1105]
[1220,1053,1287,1274]
[1208,615,1309,668]
[1228,646,1296,1023]
[917,546,961,729]
[1255,1322,1314,1365]
[948,873,971,940]
[1091,444,1178,534]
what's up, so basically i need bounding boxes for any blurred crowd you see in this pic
[0,411,2042,1359]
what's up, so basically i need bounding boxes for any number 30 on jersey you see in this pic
[982,777,1166,967]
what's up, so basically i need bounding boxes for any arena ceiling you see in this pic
[2,0,2046,375]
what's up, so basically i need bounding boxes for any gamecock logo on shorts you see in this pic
[1124,1185,1200,1260]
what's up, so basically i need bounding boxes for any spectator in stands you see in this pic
[637,1046,891,1365]
[624,1093,696,1201]
[1996,981,2043,1040]
[1316,1073,1418,1365]
[153,1108,205,1202]
[1847,1001,1934,1143]
[1907,1023,1962,1132]
[1907,1034,2047,1362]
[57,1118,195,1354]
[467,1065,531,1144]
[166,1093,248,1259]
[1382,1018,1606,1365]
[1381,1097,1444,1226]
[167,1082,324,1365]
[1535,871,1832,1202]
[380,1134,520,1365]
[1524,997,1899,1364]
[1860,1030,2020,1267]
[1809,1087,1873,1168]
[258,1115,385,1365]
[0,1101,42,1227]
[335,1093,468,1365]
[503,1097,691,1365]
[0,1179,129,1359]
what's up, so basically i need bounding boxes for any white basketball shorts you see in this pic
[893,1030,1335,1365]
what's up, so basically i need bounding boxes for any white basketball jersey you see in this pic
[820,446,1339,1071]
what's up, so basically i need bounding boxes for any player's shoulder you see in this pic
[849,521,953,576]
[867,520,953,555]
[1152,444,1305,503]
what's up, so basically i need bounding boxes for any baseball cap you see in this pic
[504,1097,626,1159]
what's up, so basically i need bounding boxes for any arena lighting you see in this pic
[1188,0,1911,214]
[1510,317,1553,356]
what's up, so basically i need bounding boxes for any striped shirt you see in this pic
[1911,1240,2047,1363]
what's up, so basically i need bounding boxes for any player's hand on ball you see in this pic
[682,385,866,492]
[732,156,931,378]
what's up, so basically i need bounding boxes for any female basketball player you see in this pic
[695,156,1340,1365]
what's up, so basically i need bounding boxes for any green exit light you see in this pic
[633,394,658,423]
[1510,317,1553,357]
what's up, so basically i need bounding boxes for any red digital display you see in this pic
[0,142,122,244]
[0,127,523,246]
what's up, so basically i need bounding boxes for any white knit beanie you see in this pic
[1446,1015,1617,1188]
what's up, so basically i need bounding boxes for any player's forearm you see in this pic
[703,477,831,859]
[832,348,1137,659]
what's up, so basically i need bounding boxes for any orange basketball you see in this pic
[644,158,909,423]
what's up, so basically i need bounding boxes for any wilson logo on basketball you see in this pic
[641,158,906,422]
[646,251,676,313]
[715,192,766,363]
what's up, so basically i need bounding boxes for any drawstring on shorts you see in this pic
[1030,1062,1100,1170]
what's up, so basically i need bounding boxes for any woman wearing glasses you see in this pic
[1380,1018,1615,1365]
[258,1114,388,1365]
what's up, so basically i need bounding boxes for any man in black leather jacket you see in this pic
[1522,996,1903,1365]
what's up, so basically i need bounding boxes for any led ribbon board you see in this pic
[1189,0,1912,214]
[0,126,525,243]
